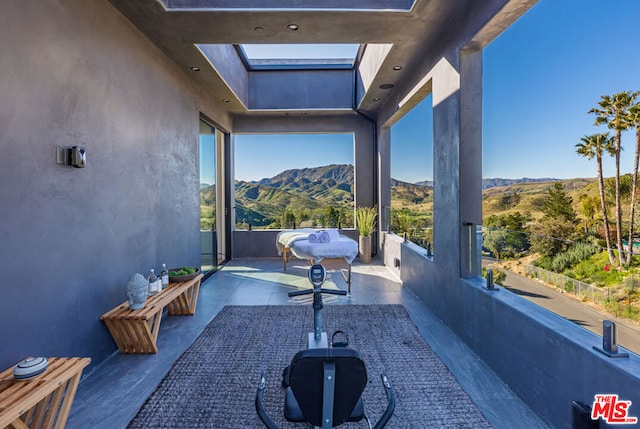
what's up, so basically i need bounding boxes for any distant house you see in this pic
[622,240,640,252]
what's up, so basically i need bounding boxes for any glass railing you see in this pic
[389,206,434,256]
[234,205,355,230]
[480,224,640,354]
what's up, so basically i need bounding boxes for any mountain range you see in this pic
[414,177,558,189]
[203,164,356,227]
[480,177,559,189]
[199,164,594,227]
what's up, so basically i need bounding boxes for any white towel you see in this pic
[308,232,322,243]
[318,229,340,243]
[325,229,341,242]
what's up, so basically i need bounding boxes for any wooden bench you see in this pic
[100,274,203,354]
[0,357,90,429]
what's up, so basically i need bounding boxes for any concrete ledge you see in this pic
[391,241,640,427]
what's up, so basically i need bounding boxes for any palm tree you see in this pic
[589,91,636,266]
[576,133,617,264]
[629,97,640,263]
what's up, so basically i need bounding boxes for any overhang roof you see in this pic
[106,0,536,120]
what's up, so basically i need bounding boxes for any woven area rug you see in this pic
[128,305,491,428]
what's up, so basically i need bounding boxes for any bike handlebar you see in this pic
[321,288,348,296]
[288,289,312,297]
[288,288,347,298]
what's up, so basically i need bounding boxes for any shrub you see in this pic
[482,268,506,285]
[356,206,377,236]
[549,242,600,272]
[493,269,507,285]
[571,252,626,286]
[604,299,621,317]
[564,280,574,293]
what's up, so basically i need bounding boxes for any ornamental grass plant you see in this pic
[356,206,377,237]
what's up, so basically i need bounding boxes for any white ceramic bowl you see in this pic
[13,357,48,380]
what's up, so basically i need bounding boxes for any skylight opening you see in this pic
[164,0,415,12]
[238,44,360,70]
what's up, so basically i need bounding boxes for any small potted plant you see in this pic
[355,206,377,263]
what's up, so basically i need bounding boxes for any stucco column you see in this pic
[431,58,461,279]
[459,49,483,277]
[430,51,482,279]
[353,117,378,254]
[353,120,376,210]
[377,126,391,233]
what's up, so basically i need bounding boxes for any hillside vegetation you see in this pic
[226,162,639,320]
[202,165,615,232]
[202,165,608,233]
[482,177,598,220]
[481,175,640,322]
[201,164,357,229]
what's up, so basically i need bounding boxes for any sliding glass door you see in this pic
[199,120,219,274]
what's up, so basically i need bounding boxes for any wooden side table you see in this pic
[0,357,90,429]
[100,274,203,353]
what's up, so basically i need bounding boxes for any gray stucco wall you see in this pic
[198,44,249,106]
[233,229,358,259]
[399,243,640,429]
[381,232,402,279]
[0,0,223,371]
[384,41,640,427]
[248,70,354,110]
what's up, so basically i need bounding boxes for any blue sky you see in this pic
[233,0,640,183]
[483,0,640,181]
[242,43,359,61]
[233,134,354,182]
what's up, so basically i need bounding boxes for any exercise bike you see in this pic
[256,263,395,429]
[288,263,348,349]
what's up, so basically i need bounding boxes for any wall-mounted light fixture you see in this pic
[56,146,86,168]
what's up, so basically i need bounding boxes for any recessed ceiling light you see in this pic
[190,66,200,72]
[287,24,299,31]
[393,66,403,71]
[373,97,381,102]
[254,26,264,32]
[222,99,230,103]
[379,83,394,89]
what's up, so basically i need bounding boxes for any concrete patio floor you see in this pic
[67,257,548,428]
